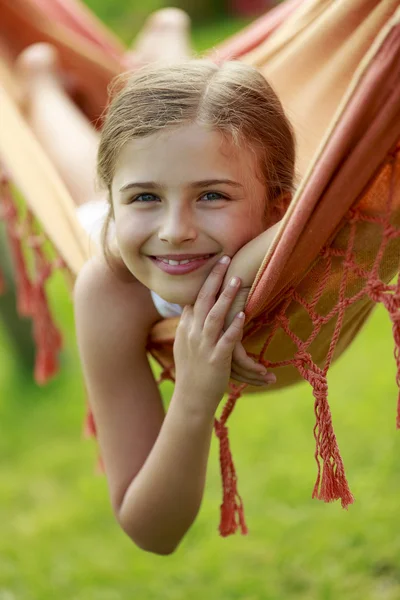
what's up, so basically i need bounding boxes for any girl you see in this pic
[17,45,295,554]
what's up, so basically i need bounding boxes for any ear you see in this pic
[268,192,292,225]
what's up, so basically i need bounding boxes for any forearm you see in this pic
[223,220,282,289]
[118,389,215,555]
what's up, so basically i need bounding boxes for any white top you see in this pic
[76,201,184,319]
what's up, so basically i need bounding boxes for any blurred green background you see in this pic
[1,1,400,599]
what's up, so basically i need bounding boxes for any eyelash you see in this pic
[130,191,227,204]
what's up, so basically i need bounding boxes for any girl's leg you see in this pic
[15,43,102,207]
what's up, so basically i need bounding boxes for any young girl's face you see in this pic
[111,122,267,305]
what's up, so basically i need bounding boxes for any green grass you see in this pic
[0,270,399,599]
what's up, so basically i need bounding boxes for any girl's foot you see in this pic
[14,42,101,206]
[125,8,192,68]
[14,43,65,114]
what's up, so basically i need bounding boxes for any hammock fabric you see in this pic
[0,0,399,537]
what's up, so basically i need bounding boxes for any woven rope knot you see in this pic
[156,365,174,384]
[346,208,359,223]
[311,371,328,394]
[313,315,325,329]
[320,246,331,259]
[294,351,328,394]
[383,223,400,241]
[367,280,386,302]
[294,350,311,366]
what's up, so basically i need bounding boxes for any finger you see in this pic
[193,256,231,327]
[230,371,274,387]
[232,344,276,384]
[214,309,245,356]
[232,342,268,376]
[177,304,191,325]
[203,275,242,344]
[231,366,276,385]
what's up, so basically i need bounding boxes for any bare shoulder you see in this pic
[74,255,161,335]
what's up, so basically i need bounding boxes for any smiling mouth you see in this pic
[149,254,217,275]
[151,254,216,265]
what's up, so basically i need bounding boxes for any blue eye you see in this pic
[201,191,225,201]
[132,193,159,203]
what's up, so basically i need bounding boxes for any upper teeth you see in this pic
[159,255,210,265]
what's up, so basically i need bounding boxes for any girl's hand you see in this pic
[222,286,276,388]
[173,257,263,416]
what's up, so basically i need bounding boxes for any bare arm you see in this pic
[74,258,216,555]
[119,391,215,554]
[223,219,282,292]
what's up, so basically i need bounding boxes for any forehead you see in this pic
[112,122,259,189]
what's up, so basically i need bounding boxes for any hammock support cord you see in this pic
[0,0,399,536]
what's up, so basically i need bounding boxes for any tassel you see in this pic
[295,351,354,508]
[31,267,62,384]
[389,299,400,428]
[26,213,62,385]
[82,402,105,474]
[366,280,400,428]
[214,385,248,536]
[9,233,34,317]
[1,174,62,382]
[83,405,97,438]
[0,179,34,316]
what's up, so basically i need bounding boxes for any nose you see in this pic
[158,204,197,245]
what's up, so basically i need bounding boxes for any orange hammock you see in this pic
[0,0,399,536]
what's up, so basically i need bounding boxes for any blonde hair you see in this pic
[97,59,295,266]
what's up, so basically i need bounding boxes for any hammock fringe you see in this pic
[0,172,63,384]
[1,176,34,317]
[215,385,248,537]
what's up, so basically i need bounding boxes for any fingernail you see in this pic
[230,276,239,287]
[264,374,277,384]
[219,255,230,264]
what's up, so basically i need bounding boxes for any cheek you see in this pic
[114,213,145,250]
[222,211,265,255]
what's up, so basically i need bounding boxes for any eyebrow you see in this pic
[119,179,243,192]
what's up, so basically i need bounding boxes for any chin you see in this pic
[156,286,199,307]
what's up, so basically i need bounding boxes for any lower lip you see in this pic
[150,255,215,275]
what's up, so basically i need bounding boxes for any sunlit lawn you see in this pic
[1,6,400,600]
